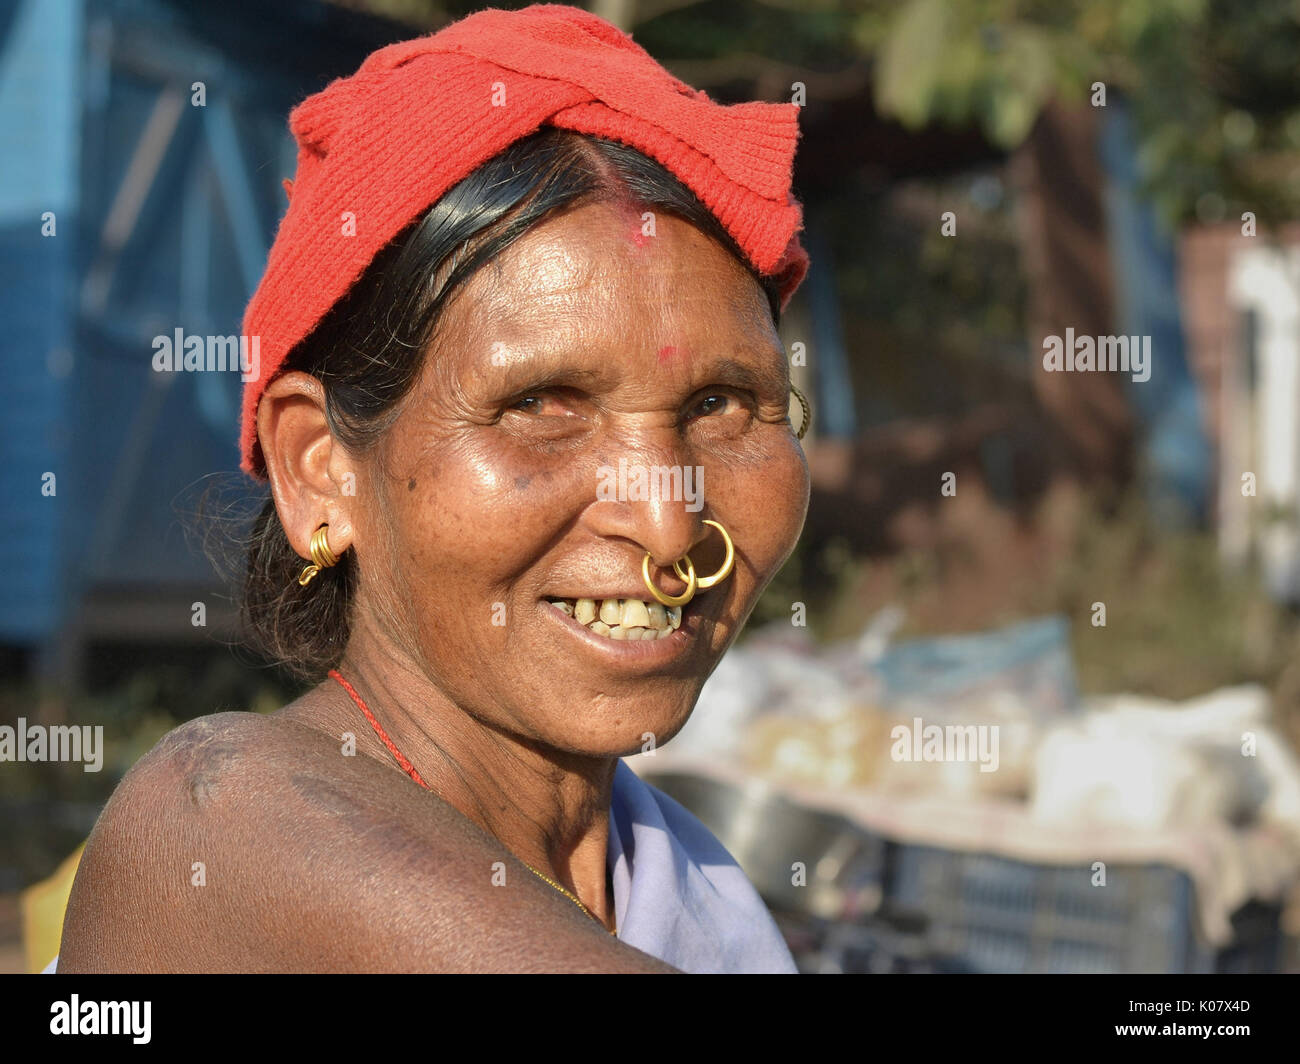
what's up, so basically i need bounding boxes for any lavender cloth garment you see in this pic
[607,760,797,973]
[41,760,796,975]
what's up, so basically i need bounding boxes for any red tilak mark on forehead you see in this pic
[657,345,681,364]
[616,202,652,249]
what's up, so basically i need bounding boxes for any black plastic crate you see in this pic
[883,842,1282,973]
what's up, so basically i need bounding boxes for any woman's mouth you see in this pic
[546,597,682,640]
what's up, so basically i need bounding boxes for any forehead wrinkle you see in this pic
[484,228,611,304]
[439,204,777,384]
[475,202,746,310]
[463,251,625,354]
[632,245,773,357]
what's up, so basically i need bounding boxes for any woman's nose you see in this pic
[587,454,709,571]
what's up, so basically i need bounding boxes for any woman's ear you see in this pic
[256,371,358,558]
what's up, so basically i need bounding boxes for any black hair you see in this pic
[240,128,782,682]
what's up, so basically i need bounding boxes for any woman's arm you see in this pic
[57,712,676,973]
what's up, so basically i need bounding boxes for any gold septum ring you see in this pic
[641,519,735,608]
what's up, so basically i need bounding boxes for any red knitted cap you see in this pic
[239,2,809,478]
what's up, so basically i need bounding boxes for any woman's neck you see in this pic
[296,629,619,927]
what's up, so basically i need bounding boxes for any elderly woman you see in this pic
[57,4,811,974]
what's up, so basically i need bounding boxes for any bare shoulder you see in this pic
[58,711,672,973]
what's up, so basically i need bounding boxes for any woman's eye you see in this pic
[510,394,569,415]
[503,391,582,424]
[691,393,738,418]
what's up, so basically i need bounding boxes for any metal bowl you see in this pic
[643,770,885,919]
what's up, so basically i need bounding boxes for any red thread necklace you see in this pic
[328,669,616,935]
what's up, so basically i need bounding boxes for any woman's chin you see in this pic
[536,706,695,761]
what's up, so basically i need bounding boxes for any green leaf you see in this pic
[876,0,953,128]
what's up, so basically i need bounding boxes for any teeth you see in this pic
[620,599,651,628]
[548,596,683,641]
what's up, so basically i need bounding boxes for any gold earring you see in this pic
[672,519,734,590]
[791,383,812,440]
[297,523,341,587]
[642,553,698,608]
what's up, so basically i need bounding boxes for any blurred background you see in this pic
[3,0,1300,973]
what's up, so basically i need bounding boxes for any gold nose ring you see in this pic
[673,519,734,590]
[640,519,734,607]
[642,552,697,607]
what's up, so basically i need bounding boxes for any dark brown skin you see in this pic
[58,202,810,972]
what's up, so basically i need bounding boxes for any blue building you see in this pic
[0,0,403,682]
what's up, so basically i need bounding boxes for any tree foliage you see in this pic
[865,0,1300,224]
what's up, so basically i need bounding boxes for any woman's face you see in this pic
[352,200,809,756]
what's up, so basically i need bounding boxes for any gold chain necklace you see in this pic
[521,862,617,937]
